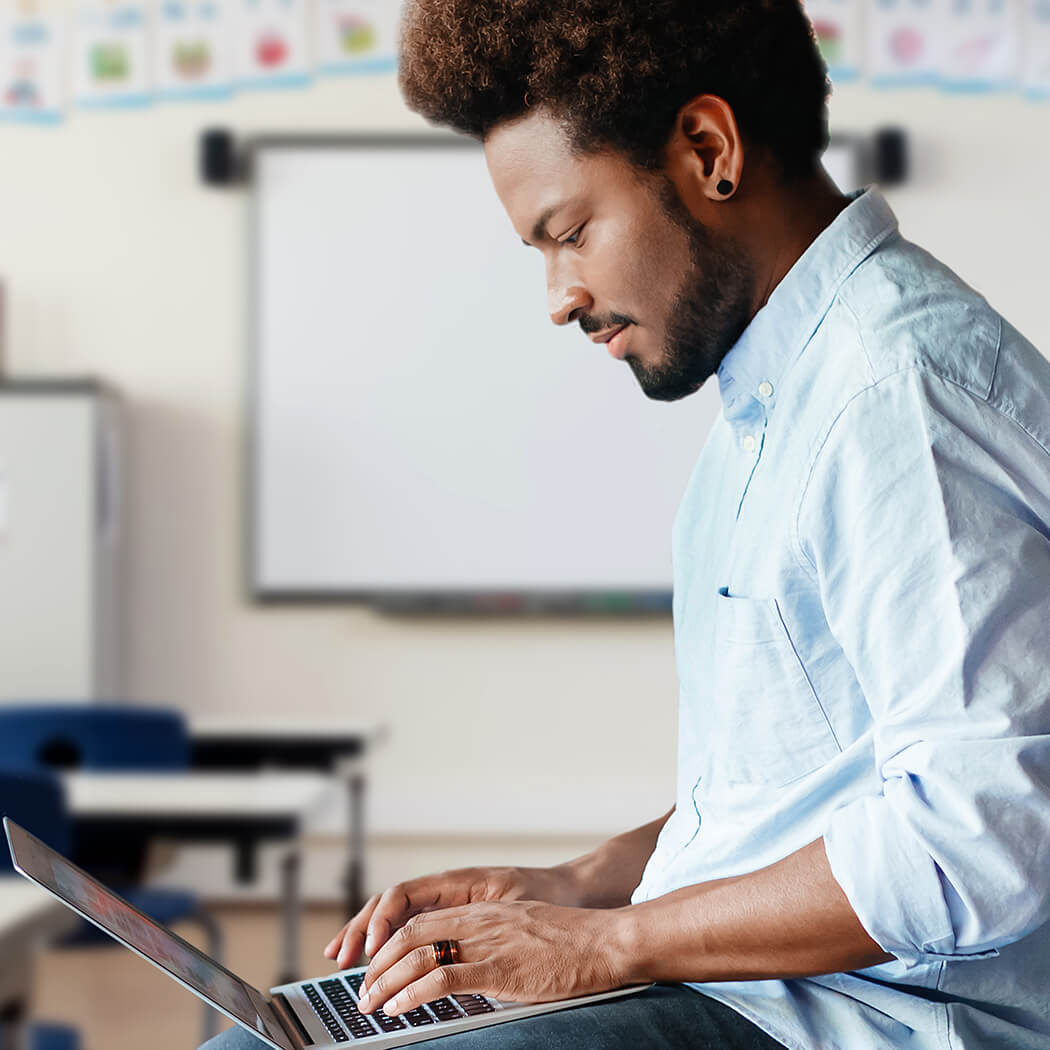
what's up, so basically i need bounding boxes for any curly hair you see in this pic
[399,0,831,181]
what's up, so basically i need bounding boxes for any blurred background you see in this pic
[0,0,1048,1047]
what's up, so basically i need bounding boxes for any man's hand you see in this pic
[354,900,630,1017]
[323,865,588,970]
[324,812,673,970]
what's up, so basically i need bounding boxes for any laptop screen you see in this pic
[4,818,293,1050]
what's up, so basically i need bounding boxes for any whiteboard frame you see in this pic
[244,134,674,615]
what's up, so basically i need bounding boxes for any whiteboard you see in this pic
[250,137,721,607]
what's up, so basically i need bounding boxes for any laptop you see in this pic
[4,818,649,1048]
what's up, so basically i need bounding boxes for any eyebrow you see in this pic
[522,204,564,247]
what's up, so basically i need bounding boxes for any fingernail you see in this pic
[365,935,374,955]
[383,998,399,1015]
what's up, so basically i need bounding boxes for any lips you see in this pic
[605,325,629,359]
[586,323,630,358]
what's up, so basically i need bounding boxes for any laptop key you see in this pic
[427,997,466,1022]
[453,994,495,1015]
[403,1007,435,1027]
[331,1006,378,1038]
[372,1009,407,1032]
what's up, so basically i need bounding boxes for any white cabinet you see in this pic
[0,382,122,701]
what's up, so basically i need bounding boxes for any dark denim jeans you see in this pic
[200,984,787,1050]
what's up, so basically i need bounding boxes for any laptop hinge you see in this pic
[270,993,315,1048]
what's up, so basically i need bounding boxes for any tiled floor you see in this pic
[31,905,349,1050]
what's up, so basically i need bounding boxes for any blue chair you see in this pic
[0,705,189,771]
[0,768,70,872]
[0,769,80,1050]
[0,705,189,883]
[28,1024,80,1050]
[0,706,223,1042]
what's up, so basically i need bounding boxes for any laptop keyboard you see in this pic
[300,973,496,1041]
[302,983,350,1043]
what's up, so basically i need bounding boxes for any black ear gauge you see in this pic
[717,179,734,197]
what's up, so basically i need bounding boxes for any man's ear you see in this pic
[663,94,745,215]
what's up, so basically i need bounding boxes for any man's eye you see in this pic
[560,227,583,246]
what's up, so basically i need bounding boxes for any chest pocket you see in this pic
[712,588,840,787]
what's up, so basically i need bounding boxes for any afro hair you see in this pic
[399,0,832,181]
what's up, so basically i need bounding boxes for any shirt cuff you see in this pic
[824,790,962,967]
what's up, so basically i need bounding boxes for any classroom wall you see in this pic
[0,74,1047,898]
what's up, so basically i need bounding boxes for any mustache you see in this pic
[578,312,635,336]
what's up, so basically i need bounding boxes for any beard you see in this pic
[626,180,756,403]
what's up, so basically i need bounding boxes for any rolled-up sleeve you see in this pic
[798,364,1050,966]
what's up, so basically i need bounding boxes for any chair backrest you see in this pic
[0,705,190,772]
[0,768,70,875]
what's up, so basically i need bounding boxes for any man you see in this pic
[207,1,1050,1047]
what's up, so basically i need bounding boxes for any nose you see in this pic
[547,263,592,326]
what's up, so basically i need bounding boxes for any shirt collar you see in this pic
[715,187,900,429]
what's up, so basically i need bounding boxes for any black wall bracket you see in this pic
[199,127,244,187]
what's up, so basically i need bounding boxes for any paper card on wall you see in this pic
[867,0,945,85]
[72,0,152,107]
[940,0,1020,91]
[805,0,865,81]
[0,1,67,123]
[234,0,310,89]
[155,0,233,99]
[314,0,398,76]
[1022,0,1050,96]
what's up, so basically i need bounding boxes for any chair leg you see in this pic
[0,1001,25,1050]
[191,908,225,1045]
[278,847,302,986]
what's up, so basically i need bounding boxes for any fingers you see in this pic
[324,870,487,970]
[364,909,446,983]
[323,892,382,969]
[361,883,416,960]
[360,951,484,1018]
[324,878,446,970]
[356,944,440,1013]
[362,873,460,959]
[323,920,351,959]
[372,963,484,1018]
[359,908,479,1015]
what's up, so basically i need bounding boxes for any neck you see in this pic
[747,167,850,317]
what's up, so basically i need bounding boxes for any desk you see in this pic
[0,882,78,1050]
[189,718,385,917]
[189,717,381,770]
[64,772,331,983]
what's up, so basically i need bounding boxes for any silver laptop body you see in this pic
[4,818,648,1048]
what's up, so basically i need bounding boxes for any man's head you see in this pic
[399,1,833,400]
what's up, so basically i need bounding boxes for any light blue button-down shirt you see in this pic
[631,188,1050,1050]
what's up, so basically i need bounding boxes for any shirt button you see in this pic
[758,381,774,398]
[742,435,757,453]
